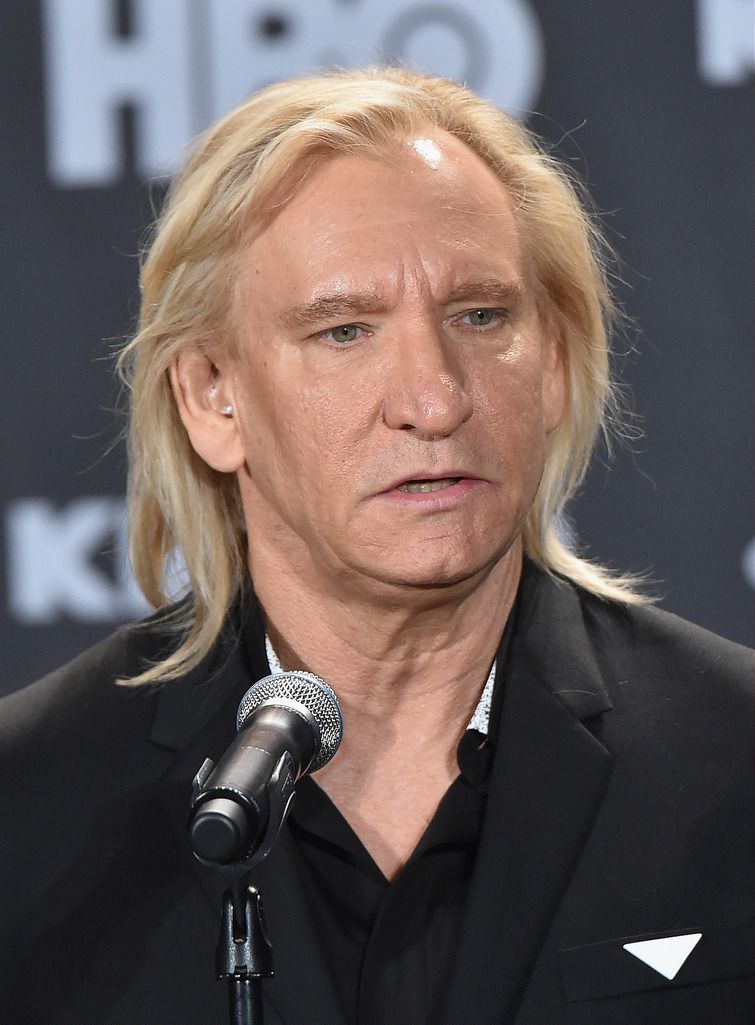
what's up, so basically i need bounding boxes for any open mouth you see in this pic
[396,477,462,494]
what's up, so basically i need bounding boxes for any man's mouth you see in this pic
[396,477,462,494]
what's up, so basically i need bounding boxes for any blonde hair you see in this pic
[118,66,647,685]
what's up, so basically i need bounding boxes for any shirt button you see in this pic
[457,730,493,787]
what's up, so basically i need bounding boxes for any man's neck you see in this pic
[247,542,522,879]
[246,538,522,777]
[250,542,522,718]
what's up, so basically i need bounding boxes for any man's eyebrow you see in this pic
[278,279,526,332]
[279,291,387,331]
[443,278,526,306]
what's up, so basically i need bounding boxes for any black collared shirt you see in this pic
[245,613,514,1025]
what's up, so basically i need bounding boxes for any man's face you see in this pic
[228,131,565,600]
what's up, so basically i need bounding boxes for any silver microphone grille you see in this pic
[236,671,344,771]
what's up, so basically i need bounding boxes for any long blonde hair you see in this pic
[118,66,647,685]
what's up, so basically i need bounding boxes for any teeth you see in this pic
[397,478,461,493]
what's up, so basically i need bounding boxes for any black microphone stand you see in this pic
[216,876,274,1025]
[191,751,289,1025]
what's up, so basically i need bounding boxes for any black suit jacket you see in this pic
[0,563,752,1024]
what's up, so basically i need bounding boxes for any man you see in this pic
[0,68,751,1024]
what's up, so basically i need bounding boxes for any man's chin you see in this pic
[348,546,518,599]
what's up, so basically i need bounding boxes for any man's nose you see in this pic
[381,324,473,439]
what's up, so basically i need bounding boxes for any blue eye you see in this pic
[324,324,363,344]
[464,309,497,327]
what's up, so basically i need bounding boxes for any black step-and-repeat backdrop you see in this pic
[2,0,752,696]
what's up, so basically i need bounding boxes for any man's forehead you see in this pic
[249,128,516,235]
[234,130,527,318]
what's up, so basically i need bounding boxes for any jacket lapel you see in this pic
[445,567,615,1025]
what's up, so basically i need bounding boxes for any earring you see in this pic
[217,404,233,417]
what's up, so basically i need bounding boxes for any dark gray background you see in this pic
[2,0,752,696]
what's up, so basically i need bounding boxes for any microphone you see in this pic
[189,672,343,867]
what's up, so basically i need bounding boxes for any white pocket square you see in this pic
[623,932,703,980]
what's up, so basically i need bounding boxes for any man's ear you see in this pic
[169,348,245,473]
